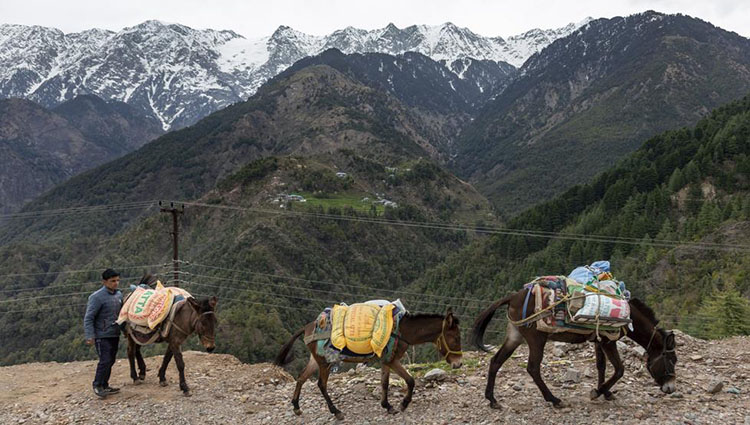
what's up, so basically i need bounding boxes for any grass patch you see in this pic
[297,191,385,214]
[406,357,481,377]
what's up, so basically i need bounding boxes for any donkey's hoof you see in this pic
[183,390,192,397]
[489,401,503,410]
[552,399,567,409]
[293,408,302,416]
[387,407,398,415]
[334,412,345,421]
[604,392,617,401]
[589,389,600,400]
[133,379,142,385]
[159,380,168,387]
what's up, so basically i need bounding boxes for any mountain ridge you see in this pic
[0,18,589,129]
[0,94,162,213]
[455,10,750,216]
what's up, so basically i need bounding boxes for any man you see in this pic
[84,268,123,398]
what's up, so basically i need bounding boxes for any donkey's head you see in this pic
[646,329,677,394]
[629,299,677,393]
[188,296,218,352]
[435,308,462,369]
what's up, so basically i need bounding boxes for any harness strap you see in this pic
[510,292,575,327]
[521,286,533,327]
[435,316,462,360]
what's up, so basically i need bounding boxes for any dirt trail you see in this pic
[1,331,748,424]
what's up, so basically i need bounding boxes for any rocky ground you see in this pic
[0,330,748,424]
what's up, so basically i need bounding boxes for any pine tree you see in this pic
[668,168,685,192]
[693,282,750,339]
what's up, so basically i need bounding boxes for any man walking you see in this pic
[84,268,123,398]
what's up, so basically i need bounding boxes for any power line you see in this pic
[0,263,169,279]
[179,201,750,252]
[188,292,506,335]
[0,278,144,294]
[0,303,89,315]
[183,277,488,312]
[0,201,157,220]
[184,260,497,304]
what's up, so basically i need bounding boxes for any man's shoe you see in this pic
[93,386,108,399]
[103,386,120,395]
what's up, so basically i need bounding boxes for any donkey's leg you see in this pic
[380,365,397,414]
[388,360,416,412]
[316,363,343,420]
[172,346,190,396]
[590,342,608,400]
[525,332,563,407]
[127,336,139,383]
[135,344,147,380]
[158,347,173,386]
[292,356,318,416]
[485,324,523,409]
[596,341,624,401]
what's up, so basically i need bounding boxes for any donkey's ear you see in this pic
[188,297,201,310]
[208,296,218,309]
[666,332,675,349]
[446,307,454,326]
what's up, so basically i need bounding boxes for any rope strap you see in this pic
[509,292,574,327]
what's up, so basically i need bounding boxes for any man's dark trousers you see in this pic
[93,337,119,388]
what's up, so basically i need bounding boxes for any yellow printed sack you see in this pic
[343,303,380,354]
[117,287,145,324]
[370,303,395,357]
[147,288,173,329]
[331,304,348,350]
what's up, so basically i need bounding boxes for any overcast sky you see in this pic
[1,0,748,38]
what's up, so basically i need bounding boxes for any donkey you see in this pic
[275,307,462,421]
[124,276,218,396]
[472,292,676,409]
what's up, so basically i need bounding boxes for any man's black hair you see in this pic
[102,268,120,280]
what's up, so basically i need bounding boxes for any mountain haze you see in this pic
[0,95,162,213]
[456,11,750,215]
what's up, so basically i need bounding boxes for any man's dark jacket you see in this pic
[84,286,123,340]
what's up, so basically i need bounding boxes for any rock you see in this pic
[690,355,704,361]
[631,345,646,357]
[423,369,448,382]
[562,368,581,384]
[552,342,569,352]
[512,384,523,391]
[726,387,741,395]
[670,392,684,399]
[552,347,565,357]
[707,380,724,394]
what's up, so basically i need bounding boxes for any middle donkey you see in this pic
[274,303,462,420]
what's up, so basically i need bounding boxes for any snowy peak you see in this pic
[0,18,590,130]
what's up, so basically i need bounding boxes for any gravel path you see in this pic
[1,330,748,424]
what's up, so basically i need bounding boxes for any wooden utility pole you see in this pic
[159,201,184,286]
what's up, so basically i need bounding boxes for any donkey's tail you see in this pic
[274,327,306,366]
[471,295,513,352]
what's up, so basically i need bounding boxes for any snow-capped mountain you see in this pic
[0,19,591,130]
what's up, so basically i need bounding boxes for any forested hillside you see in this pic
[411,95,750,340]
[0,95,162,213]
[456,11,750,216]
[0,55,498,365]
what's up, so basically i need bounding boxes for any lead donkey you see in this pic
[472,292,677,409]
[123,275,218,396]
